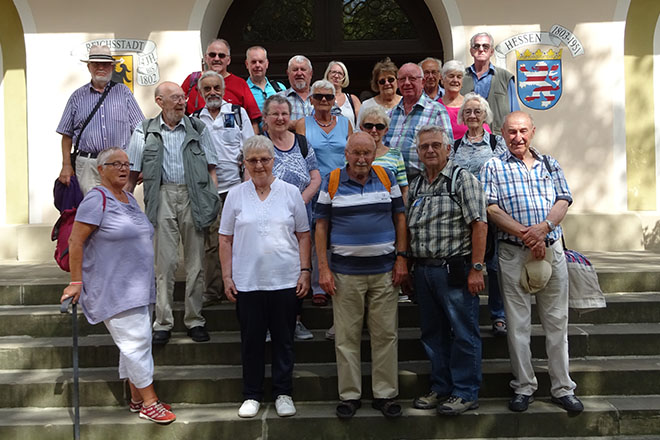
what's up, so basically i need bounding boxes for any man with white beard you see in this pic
[194,70,255,306]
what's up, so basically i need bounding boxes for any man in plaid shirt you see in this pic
[407,125,487,415]
[383,63,453,181]
[481,111,583,414]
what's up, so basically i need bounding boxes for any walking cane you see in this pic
[61,297,80,440]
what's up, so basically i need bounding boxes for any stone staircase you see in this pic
[1,258,660,439]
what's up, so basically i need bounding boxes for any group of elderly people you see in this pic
[60,39,580,425]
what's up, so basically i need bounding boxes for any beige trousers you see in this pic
[75,154,102,195]
[333,271,399,401]
[153,185,206,331]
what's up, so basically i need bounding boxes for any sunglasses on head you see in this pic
[312,93,335,101]
[362,123,386,130]
[378,77,396,85]
[207,52,228,59]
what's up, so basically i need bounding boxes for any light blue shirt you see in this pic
[468,63,520,113]
[247,77,286,111]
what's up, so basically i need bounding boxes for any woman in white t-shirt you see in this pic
[219,135,311,420]
[324,60,361,128]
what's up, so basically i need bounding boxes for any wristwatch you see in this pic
[472,262,485,271]
[396,251,410,259]
[545,219,556,231]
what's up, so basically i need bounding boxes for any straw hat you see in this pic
[81,45,118,64]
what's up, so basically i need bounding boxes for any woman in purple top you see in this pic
[60,147,175,424]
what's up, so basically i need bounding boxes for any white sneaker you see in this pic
[324,324,335,340]
[294,321,313,340]
[238,399,260,418]
[265,330,271,342]
[275,395,296,417]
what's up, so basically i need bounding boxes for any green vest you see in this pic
[461,65,514,135]
[140,115,220,231]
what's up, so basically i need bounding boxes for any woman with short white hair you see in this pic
[219,135,311,419]
[440,60,492,140]
[60,147,175,424]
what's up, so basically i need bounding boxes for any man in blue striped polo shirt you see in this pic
[57,45,144,194]
[315,132,408,419]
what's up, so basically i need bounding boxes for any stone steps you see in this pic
[1,357,660,408]
[1,291,660,338]
[1,396,659,439]
[1,323,660,370]
[2,258,660,439]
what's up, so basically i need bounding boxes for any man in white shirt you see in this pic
[195,71,255,305]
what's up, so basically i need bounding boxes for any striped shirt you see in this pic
[480,148,572,245]
[127,116,218,184]
[57,82,144,153]
[407,161,487,259]
[373,147,408,187]
[279,87,314,121]
[315,167,405,275]
[383,93,453,178]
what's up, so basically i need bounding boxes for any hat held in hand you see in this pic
[520,248,553,293]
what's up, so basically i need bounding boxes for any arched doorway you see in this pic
[218,0,443,98]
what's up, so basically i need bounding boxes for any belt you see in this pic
[500,238,557,248]
[77,151,99,159]
[414,257,447,267]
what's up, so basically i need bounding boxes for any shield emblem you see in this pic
[516,49,562,110]
[111,55,134,92]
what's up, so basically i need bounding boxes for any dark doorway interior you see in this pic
[218,0,443,99]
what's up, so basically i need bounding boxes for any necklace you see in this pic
[467,131,484,142]
[314,115,333,127]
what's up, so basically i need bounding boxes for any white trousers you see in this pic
[498,241,576,398]
[103,305,154,389]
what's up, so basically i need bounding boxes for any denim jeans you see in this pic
[487,241,506,321]
[414,263,482,401]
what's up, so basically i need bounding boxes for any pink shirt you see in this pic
[441,102,491,140]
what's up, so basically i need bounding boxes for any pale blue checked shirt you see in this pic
[279,87,314,121]
[383,93,453,178]
[480,147,572,245]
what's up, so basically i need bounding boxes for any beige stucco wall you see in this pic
[453,0,628,213]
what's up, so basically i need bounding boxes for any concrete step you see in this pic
[2,265,660,306]
[1,357,659,408]
[0,396,659,439]
[2,323,660,370]
[2,292,660,338]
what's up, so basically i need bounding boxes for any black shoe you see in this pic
[509,394,534,412]
[152,330,171,345]
[551,395,584,413]
[187,326,210,342]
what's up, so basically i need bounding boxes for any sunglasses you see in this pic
[207,52,228,59]
[472,44,491,51]
[312,93,335,101]
[378,77,396,85]
[362,123,386,131]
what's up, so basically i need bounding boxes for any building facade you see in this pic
[1,0,659,259]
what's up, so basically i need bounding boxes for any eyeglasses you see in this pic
[207,52,228,59]
[245,157,273,165]
[267,112,290,119]
[397,76,422,83]
[472,44,491,51]
[312,93,335,101]
[201,85,223,93]
[362,123,386,131]
[104,161,133,170]
[417,142,446,151]
[463,108,483,116]
[329,70,345,78]
[378,77,396,85]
